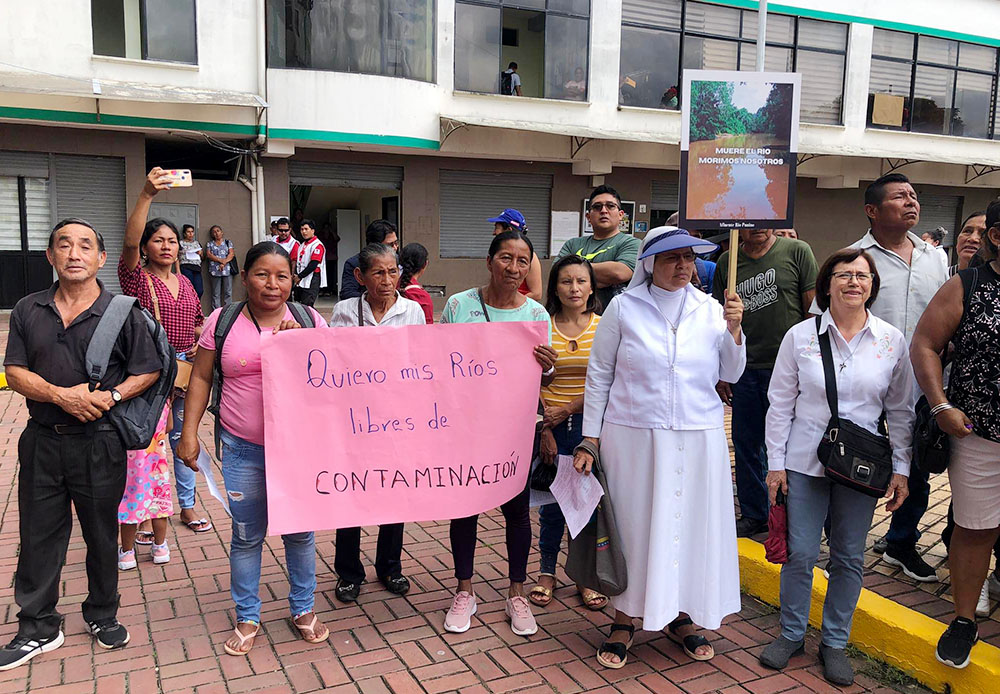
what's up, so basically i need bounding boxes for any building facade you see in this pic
[1,0,999,308]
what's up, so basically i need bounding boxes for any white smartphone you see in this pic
[163,169,193,188]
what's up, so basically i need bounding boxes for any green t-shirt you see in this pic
[557,232,641,312]
[712,236,818,369]
[441,288,549,325]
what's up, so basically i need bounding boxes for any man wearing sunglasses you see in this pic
[557,185,640,313]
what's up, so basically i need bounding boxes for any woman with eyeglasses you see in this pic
[574,227,745,669]
[555,186,641,314]
[761,248,913,686]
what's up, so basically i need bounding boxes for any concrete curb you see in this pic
[738,538,1000,694]
[0,372,6,389]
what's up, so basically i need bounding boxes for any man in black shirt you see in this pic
[1,219,161,670]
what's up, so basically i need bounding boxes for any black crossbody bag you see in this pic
[816,317,894,497]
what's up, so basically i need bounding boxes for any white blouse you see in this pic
[765,310,915,478]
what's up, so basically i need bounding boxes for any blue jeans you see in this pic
[220,429,316,623]
[732,368,772,524]
[168,356,196,510]
[885,439,929,554]
[538,413,583,575]
[180,265,203,297]
[779,471,878,649]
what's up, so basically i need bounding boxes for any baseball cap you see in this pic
[487,208,528,231]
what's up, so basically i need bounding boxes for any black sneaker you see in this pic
[335,579,363,603]
[873,536,888,554]
[0,631,64,671]
[379,574,411,596]
[936,617,978,669]
[882,546,938,582]
[86,619,130,650]
[736,517,768,538]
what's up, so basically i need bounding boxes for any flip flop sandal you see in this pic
[578,587,609,611]
[185,518,213,533]
[596,623,635,669]
[528,585,554,607]
[134,531,155,546]
[668,617,715,661]
[293,613,330,645]
[223,622,260,656]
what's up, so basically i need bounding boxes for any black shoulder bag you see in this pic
[816,316,894,497]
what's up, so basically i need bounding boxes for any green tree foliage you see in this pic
[689,81,793,141]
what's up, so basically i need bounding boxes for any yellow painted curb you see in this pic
[0,372,6,389]
[738,538,1000,693]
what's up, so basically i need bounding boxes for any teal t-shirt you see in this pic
[441,288,549,325]
[557,232,641,311]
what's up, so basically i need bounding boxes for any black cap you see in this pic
[987,199,1000,229]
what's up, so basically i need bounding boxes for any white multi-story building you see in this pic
[2,0,999,307]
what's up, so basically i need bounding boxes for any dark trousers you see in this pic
[732,368,772,524]
[334,524,404,584]
[15,423,126,639]
[539,414,584,574]
[885,442,931,554]
[180,264,203,297]
[450,480,531,583]
[294,285,320,307]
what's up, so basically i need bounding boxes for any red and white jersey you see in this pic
[296,237,327,289]
[270,234,300,260]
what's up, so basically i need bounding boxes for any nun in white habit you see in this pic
[574,227,746,669]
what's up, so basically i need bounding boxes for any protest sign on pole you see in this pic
[260,321,547,536]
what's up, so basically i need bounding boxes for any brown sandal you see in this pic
[223,622,260,656]
[578,587,609,611]
[293,613,329,644]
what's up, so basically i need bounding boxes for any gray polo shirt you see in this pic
[849,230,949,342]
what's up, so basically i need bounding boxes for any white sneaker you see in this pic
[976,578,991,617]
[151,542,170,565]
[117,548,136,571]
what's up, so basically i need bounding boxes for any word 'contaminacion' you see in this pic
[315,457,521,494]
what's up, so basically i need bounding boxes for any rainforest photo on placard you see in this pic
[686,79,793,221]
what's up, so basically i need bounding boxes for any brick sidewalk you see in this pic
[0,390,941,694]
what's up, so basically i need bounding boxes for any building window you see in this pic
[619,0,847,125]
[454,1,590,101]
[869,29,998,139]
[91,0,198,64]
[267,0,435,83]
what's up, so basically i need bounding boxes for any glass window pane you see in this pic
[619,25,680,108]
[958,42,997,71]
[912,65,955,135]
[918,36,958,67]
[953,71,994,138]
[545,15,589,100]
[683,36,738,71]
[797,18,847,51]
[502,8,545,98]
[621,0,681,29]
[0,177,20,252]
[868,58,912,129]
[506,0,545,9]
[873,29,914,60]
[547,0,590,16]
[739,44,792,72]
[741,12,794,45]
[455,3,501,92]
[797,50,845,124]
[142,0,197,64]
[266,0,434,81]
[684,2,740,38]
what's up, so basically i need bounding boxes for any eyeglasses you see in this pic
[589,202,620,212]
[832,271,874,282]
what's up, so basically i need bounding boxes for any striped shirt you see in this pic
[541,312,600,408]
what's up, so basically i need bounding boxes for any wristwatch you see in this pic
[110,389,123,406]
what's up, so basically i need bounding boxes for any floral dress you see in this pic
[118,403,174,523]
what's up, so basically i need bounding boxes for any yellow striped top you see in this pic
[541,313,601,408]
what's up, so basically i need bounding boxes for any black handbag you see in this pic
[913,396,950,474]
[816,317,894,498]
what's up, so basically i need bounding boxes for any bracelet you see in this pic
[930,402,955,416]
[542,365,555,376]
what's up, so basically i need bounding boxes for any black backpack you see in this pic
[208,301,316,458]
[500,70,513,95]
[85,295,177,449]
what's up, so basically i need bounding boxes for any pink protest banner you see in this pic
[260,321,547,535]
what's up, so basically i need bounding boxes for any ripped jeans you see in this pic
[220,428,316,624]
[168,391,196,510]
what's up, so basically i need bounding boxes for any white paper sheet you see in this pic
[549,454,603,539]
[550,211,580,255]
[198,449,231,516]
